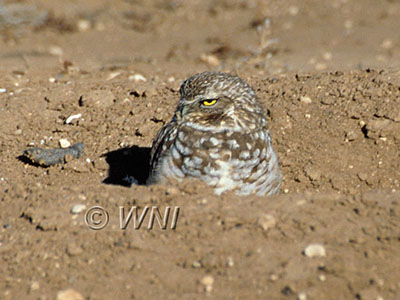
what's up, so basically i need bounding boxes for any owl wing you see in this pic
[148,119,178,181]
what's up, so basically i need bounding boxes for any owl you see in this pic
[147,72,282,196]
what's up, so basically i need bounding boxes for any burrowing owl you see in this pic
[147,72,282,196]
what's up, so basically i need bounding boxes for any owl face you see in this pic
[176,72,263,130]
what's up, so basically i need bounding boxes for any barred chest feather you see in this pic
[149,124,282,196]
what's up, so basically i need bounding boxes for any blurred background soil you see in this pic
[0,0,400,299]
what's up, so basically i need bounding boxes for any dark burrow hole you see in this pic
[102,146,151,187]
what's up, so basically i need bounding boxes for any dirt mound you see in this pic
[1,0,400,299]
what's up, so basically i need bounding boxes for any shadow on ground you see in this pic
[102,146,151,187]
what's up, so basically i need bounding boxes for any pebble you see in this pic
[59,138,71,148]
[65,113,82,124]
[288,5,299,16]
[303,244,326,258]
[77,19,91,31]
[300,96,312,104]
[192,260,201,268]
[200,275,214,293]
[257,214,276,231]
[56,289,84,300]
[0,88,7,93]
[106,71,121,81]
[226,256,234,267]
[129,74,147,82]
[323,52,332,61]
[48,45,64,56]
[200,53,220,66]
[70,204,86,214]
[318,274,326,281]
[298,292,307,300]
[49,77,56,83]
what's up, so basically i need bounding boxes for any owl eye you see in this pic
[201,99,218,106]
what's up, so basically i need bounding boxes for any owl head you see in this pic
[175,72,265,131]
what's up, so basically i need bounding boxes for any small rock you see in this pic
[65,113,82,124]
[200,275,214,293]
[318,274,326,281]
[200,54,220,66]
[59,139,71,148]
[128,74,147,82]
[303,243,326,258]
[48,45,64,56]
[66,243,83,257]
[70,204,86,214]
[300,96,312,104]
[56,289,84,300]
[49,77,56,83]
[288,5,299,15]
[257,214,276,231]
[298,292,307,300]
[14,129,22,135]
[270,274,278,281]
[323,52,332,61]
[226,256,234,267]
[106,71,121,81]
[192,261,201,268]
[0,88,7,93]
[77,19,91,31]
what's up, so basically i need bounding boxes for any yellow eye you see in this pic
[201,99,217,106]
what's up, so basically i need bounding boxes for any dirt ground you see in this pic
[1,0,400,299]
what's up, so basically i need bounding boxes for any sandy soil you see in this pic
[1,0,400,299]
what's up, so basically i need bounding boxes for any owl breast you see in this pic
[149,123,282,196]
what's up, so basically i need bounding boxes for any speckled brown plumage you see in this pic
[147,71,282,196]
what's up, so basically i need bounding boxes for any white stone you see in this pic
[0,88,7,93]
[65,113,82,124]
[129,74,147,82]
[77,19,91,31]
[298,292,307,300]
[59,138,71,148]
[70,204,87,214]
[56,288,84,300]
[300,96,312,104]
[200,275,214,286]
[304,244,326,258]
